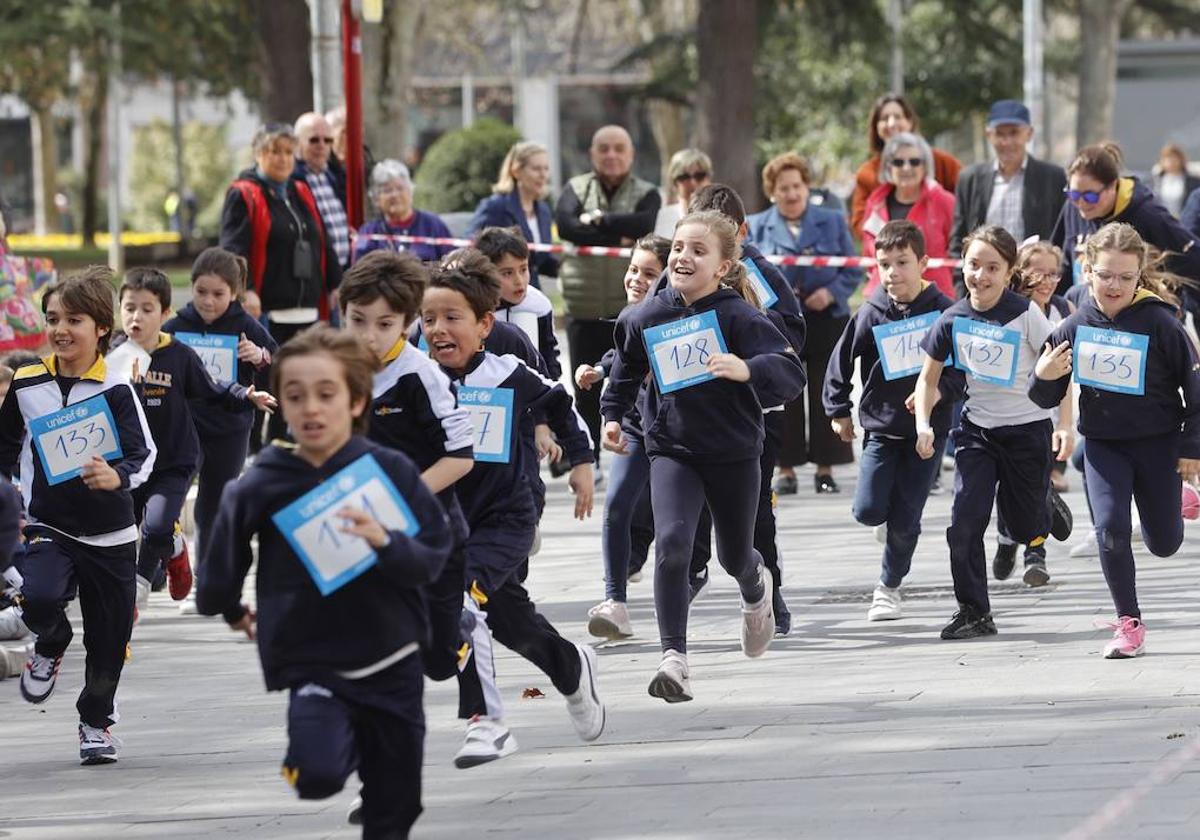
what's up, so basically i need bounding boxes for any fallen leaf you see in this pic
[521,687,546,699]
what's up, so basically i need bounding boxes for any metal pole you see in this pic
[107,2,124,272]
[461,74,475,128]
[889,0,905,93]
[310,0,343,113]
[170,72,187,238]
[341,0,364,228]
[1023,0,1045,159]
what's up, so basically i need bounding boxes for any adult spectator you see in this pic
[353,159,455,264]
[950,100,1066,266]
[861,132,956,298]
[325,105,347,163]
[851,93,961,238]
[293,112,351,273]
[556,125,660,457]
[747,152,858,495]
[468,141,558,289]
[1151,143,1200,218]
[654,148,712,237]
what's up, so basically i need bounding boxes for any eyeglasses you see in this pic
[675,171,710,184]
[1091,269,1139,285]
[890,157,923,169]
[308,136,334,145]
[1064,187,1107,204]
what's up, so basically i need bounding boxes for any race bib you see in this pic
[29,394,124,485]
[741,258,779,311]
[174,332,237,383]
[272,454,420,596]
[458,386,514,463]
[952,317,1021,387]
[872,312,937,380]
[644,311,730,394]
[1073,325,1148,395]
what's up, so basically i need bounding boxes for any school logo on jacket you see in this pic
[374,406,403,416]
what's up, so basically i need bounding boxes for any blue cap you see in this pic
[987,100,1031,128]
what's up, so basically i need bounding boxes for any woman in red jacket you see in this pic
[860,132,957,298]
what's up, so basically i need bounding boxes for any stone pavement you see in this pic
[3,464,1200,839]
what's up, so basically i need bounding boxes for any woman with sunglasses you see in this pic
[1052,143,1200,309]
[654,148,713,237]
[860,132,957,299]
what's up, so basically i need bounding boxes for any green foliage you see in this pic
[412,118,523,213]
[127,120,232,234]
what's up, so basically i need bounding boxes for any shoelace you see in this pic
[79,725,123,749]
[29,654,58,680]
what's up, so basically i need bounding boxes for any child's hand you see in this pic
[237,333,267,365]
[568,463,595,520]
[706,352,750,382]
[575,364,603,390]
[1035,341,1072,380]
[830,416,856,443]
[81,456,121,490]
[915,430,936,460]
[337,506,391,548]
[804,287,834,312]
[130,358,144,385]
[1178,458,1200,484]
[1052,427,1074,462]
[246,385,277,415]
[534,424,562,462]
[229,606,256,640]
[905,389,939,415]
[602,421,627,454]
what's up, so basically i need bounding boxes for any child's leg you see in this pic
[1132,433,1185,559]
[648,457,710,653]
[194,431,250,562]
[423,546,467,683]
[627,487,654,575]
[600,437,651,602]
[699,458,767,601]
[136,478,189,582]
[852,434,901,528]
[282,683,357,800]
[72,541,136,727]
[1084,438,1139,616]
[882,437,943,588]
[946,421,1000,614]
[355,659,426,837]
[994,421,1053,546]
[456,594,505,720]
[484,577,582,696]
[19,537,78,659]
[755,411,786,587]
[688,505,713,583]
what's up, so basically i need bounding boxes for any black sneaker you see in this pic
[773,473,798,496]
[1023,545,1050,587]
[688,569,709,603]
[992,542,1019,581]
[940,606,997,640]
[1049,488,1073,541]
[814,474,840,494]
[773,587,791,636]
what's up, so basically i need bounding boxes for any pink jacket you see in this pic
[860,180,956,298]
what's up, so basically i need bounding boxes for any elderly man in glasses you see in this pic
[293,112,351,275]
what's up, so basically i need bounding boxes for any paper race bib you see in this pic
[174,332,237,383]
[872,312,937,380]
[458,386,514,463]
[741,257,779,311]
[29,394,124,485]
[1073,325,1148,395]
[952,317,1021,386]
[272,453,420,596]
[644,311,730,394]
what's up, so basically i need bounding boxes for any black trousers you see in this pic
[565,317,617,459]
[779,308,854,468]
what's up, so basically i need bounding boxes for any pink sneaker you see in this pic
[1182,484,1200,521]
[1103,616,1146,659]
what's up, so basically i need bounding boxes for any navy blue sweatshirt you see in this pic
[824,283,963,437]
[163,300,277,439]
[602,286,805,461]
[1028,290,1200,458]
[195,436,452,692]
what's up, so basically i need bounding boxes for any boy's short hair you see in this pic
[688,183,747,227]
[429,248,502,318]
[119,267,173,312]
[474,226,530,264]
[874,220,926,260]
[42,266,116,355]
[339,250,427,322]
[270,325,379,435]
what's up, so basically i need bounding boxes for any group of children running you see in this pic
[4,175,1199,838]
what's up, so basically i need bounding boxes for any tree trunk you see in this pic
[1076,0,1132,147]
[363,0,423,162]
[256,0,314,122]
[81,64,108,247]
[29,103,58,237]
[647,99,687,194]
[695,0,760,211]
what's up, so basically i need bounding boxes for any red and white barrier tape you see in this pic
[353,233,963,269]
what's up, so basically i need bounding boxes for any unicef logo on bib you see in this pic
[643,310,730,394]
[458,386,514,463]
[872,312,937,381]
[1074,325,1149,395]
[951,317,1021,387]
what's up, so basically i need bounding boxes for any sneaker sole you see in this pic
[742,572,775,659]
[868,610,903,622]
[587,615,633,640]
[648,672,693,703]
[1023,565,1051,587]
[1104,645,1145,660]
[1049,489,1073,541]
[940,623,998,640]
[454,739,517,769]
[80,752,118,766]
[20,680,56,704]
[573,645,605,742]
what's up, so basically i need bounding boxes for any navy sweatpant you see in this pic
[947,418,1052,614]
[133,469,191,581]
[650,455,765,653]
[19,533,136,727]
[194,429,250,564]
[283,656,425,839]
[1084,432,1184,618]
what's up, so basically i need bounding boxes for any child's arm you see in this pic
[1029,340,1073,408]
[823,315,860,442]
[182,344,275,415]
[523,364,595,519]
[1053,389,1075,462]
[538,312,562,381]
[913,354,944,459]
[1168,320,1200,480]
[105,382,157,490]
[195,479,257,635]
[409,368,475,494]
[0,383,25,479]
[708,310,805,408]
[599,317,650,453]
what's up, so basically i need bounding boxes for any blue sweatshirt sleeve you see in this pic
[520,364,595,465]
[822,314,861,419]
[110,382,157,490]
[373,455,453,587]
[537,312,562,380]
[1166,321,1200,459]
[0,383,25,479]
[600,314,648,424]
[737,310,806,408]
[1027,323,1073,409]
[181,344,250,412]
[195,478,255,624]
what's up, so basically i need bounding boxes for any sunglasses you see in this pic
[889,157,923,169]
[308,136,334,145]
[675,171,710,184]
[1064,187,1107,204]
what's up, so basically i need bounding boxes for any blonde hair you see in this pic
[675,210,757,307]
[1011,240,1064,295]
[1083,222,1181,308]
[667,148,713,195]
[493,141,549,195]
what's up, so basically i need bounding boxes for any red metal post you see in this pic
[341,0,365,228]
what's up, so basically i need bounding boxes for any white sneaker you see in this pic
[347,796,362,825]
[453,716,518,769]
[740,565,775,658]
[565,644,605,742]
[1070,530,1099,559]
[0,605,30,640]
[867,584,903,621]
[19,651,62,703]
[874,523,887,545]
[647,649,692,703]
[178,595,198,616]
[79,722,120,765]
[135,575,150,610]
[587,599,633,640]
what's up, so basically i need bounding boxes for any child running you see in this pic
[475,226,561,379]
[1,267,156,763]
[1030,222,1200,658]
[823,220,963,621]
[914,225,1074,639]
[196,325,452,837]
[601,210,805,701]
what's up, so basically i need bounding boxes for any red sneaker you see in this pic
[166,543,193,601]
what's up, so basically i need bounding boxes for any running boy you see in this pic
[475,226,561,379]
